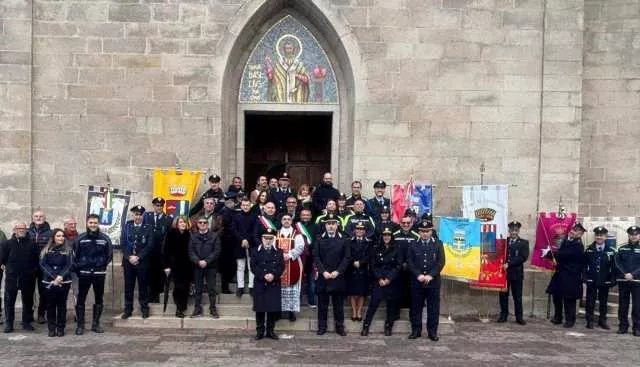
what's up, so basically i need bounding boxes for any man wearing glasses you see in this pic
[121,205,155,320]
[1,222,40,333]
[189,217,221,318]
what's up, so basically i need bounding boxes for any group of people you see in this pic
[0,213,111,337]
[1,171,639,341]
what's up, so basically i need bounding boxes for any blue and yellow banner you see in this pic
[439,217,482,282]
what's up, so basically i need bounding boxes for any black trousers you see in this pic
[317,293,345,330]
[499,276,524,320]
[4,273,36,326]
[585,283,609,322]
[552,295,577,323]
[123,262,149,312]
[173,274,191,312]
[364,295,397,325]
[45,284,70,331]
[410,286,440,336]
[255,311,278,334]
[148,251,165,302]
[77,275,105,307]
[36,269,47,317]
[193,267,217,308]
[618,283,640,331]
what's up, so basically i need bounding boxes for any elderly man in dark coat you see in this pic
[313,214,351,336]
[546,222,586,328]
[250,228,284,340]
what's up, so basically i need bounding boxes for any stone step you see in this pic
[148,303,412,319]
[577,309,618,319]
[112,315,455,334]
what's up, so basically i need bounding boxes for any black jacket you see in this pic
[313,232,351,293]
[0,234,40,276]
[615,241,640,283]
[366,197,390,221]
[231,210,258,258]
[189,187,225,217]
[583,242,616,287]
[370,240,403,300]
[406,238,446,289]
[311,183,340,215]
[506,237,529,280]
[546,238,584,298]
[163,228,192,280]
[73,230,113,276]
[39,244,74,282]
[121,221,155,265]
[29,222,52,250]
[189,230,221,269]
[251,245,285,313]
[343,212,376,238]
[270,187,295,214]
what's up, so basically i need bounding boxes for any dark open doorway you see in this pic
[244,112,332,191]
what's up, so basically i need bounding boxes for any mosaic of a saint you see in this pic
[264,35,310,103]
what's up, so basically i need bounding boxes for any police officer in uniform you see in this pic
[343,199,376,238]
[393,215,420,318]
[406,222,445,341]
[546,222,585,328]
[367,180,390,221]
[190,175,225,217]
[120,205,155,319]
[270,172,295,214]
[583,226,616,330]
[374,206,399,241]
[251,228,285,340]
[361,227,402,337]
[497,221,529,325]
[314,214,351,336]
[73,214,112,335]
[143,197,172,303]
[614,225,640,336]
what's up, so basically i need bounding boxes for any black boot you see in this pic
[91,305,104,333]
[75,305,85,335]
[384,322,393,336]
[586,320,594,329]
[408,329,421,339]
[209,296,219,319]
[360,323,370,336]
[48,325,56,337]
[191,306,203,318]
[335,324,346,336]
[598,318,610,330]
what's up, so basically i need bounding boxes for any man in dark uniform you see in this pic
[120,205,155,319]
[497,221,529,325]
[343,199,376,238]
[219,191,242,294]
[393,215,420,318]
[270,172,295,214]
[314,214,351,336]
[406,222,445,341]
[251,228,285,340]
[190,175,225,217]
[615,225,640,335]
[143,197,172,303]
[73,214,113,335]
[1,222,39,333]
[345,180,366,211]
[366,180,390,221]
[583,226,616,330]
[546,222,585,328]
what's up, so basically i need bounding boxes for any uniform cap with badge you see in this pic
[152,197,165,206]
[373,180,387,189]
[130,205,145,214]
[627,226,640,235]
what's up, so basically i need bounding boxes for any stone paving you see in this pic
[1,316,638,367]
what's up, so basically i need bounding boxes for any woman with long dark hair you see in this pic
[163,216,193,318]
[39,228,73,337]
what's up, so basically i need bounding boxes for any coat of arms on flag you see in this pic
[439,217,482,282]
[153,168,202,216]
[391,176,432,223]
[86,185,131,247]
[530,212,576,271]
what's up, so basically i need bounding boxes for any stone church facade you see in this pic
[1,0,638,238]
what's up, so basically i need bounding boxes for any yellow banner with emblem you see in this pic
[152,168,202,216]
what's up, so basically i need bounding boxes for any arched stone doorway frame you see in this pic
[216,0,366,189]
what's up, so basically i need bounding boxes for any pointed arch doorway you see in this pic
[220,4,356,191]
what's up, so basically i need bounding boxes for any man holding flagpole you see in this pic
[497,221,529,325]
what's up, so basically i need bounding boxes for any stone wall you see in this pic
[581,0,640,218]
